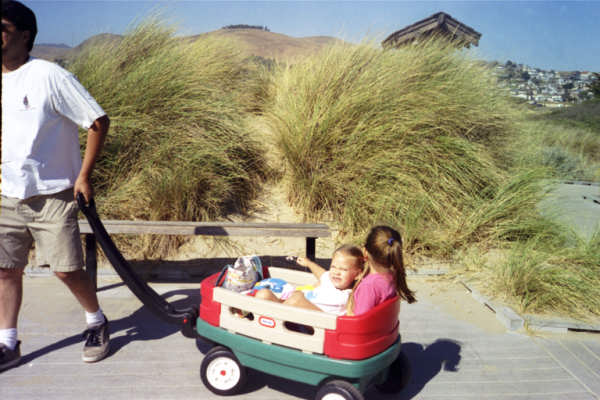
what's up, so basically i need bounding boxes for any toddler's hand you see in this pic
[295,257,310,267]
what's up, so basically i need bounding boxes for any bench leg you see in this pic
[306,237,316,261]
[85,233,98,291]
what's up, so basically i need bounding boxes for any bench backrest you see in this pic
[79,220,330,237]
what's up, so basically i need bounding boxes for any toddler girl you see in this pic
[255,245,365,315]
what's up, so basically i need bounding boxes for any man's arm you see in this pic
[74,115,109,202]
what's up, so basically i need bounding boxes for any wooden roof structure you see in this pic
[382,12,482,49]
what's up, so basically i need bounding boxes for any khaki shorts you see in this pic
[0,188,84,272]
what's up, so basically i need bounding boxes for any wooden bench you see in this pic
[78,220,331,288]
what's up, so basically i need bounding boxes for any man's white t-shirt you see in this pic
[1,57,105,199]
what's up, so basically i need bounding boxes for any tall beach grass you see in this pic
[261,39,523,254]
[66,21,599,318]
[69,20,267,255]
[260,38,599,317]
[466,230,600,319]
[508,104,600,182]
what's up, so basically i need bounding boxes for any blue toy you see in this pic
[253,278,288,293]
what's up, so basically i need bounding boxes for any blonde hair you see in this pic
[332,245,367,314]
[333,245,365,278]
[334,244,364,266]
[363,225,416,303]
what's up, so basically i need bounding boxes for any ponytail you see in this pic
[365,225,416,304]
[389,239,415,303]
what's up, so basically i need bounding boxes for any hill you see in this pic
[72,33,123,53]
[197,28,342,62]
[31,29,341,64]
[30,43,71,62]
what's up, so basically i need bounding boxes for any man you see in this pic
[1,0,110,372]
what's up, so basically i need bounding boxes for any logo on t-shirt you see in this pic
[23,95,29,109]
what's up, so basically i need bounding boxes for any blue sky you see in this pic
[21,1,600,71]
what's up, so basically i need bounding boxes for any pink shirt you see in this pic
[352,273,396,315]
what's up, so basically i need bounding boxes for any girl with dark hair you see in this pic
[348,225,416,315]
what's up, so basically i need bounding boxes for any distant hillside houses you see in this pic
[493,61,598,106]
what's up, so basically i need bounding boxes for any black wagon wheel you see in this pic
[200,346,247,396]
[315,379,364,400]
[375,351,412,393]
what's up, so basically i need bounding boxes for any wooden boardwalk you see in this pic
[1,274,599,400]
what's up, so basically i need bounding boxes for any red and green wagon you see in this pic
[78,195,411,400]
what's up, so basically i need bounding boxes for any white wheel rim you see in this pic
[321,393,347,400]
[206,356,241,391]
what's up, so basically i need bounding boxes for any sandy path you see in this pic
[175,181,338,261]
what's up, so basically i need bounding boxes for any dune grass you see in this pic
[509,103,600,182]
[69,20,268,255]
[261,39,520,253]
[67,20,598,318]
[260,38,600,317]
[462,229,600,319]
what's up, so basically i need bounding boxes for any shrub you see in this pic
[69,19,267,256]
[510,107,600,181]
[540,146,585,178]
[262,38,520,255]
[486,232,600,318]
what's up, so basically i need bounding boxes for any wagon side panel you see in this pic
[325,297,400,360]
[199,273,222,326]
[213,287,336,354]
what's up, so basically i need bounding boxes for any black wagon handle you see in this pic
[76,191,198,337]
[76,192,95,212]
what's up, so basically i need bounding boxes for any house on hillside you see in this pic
[382,12,481,49]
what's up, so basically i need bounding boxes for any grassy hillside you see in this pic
[65,19,598,319]
[259,38,599,319]
[509,102,600,181]
[68,21,268,256]
[261,39,518,252]
[30,43,71,62]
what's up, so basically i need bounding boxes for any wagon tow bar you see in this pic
[77,194,198,338]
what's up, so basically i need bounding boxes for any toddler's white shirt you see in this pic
[304,271,352,315]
